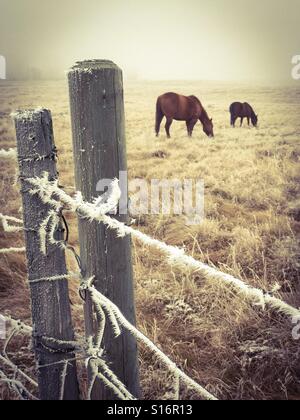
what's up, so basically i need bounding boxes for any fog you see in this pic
[0,0,299,82]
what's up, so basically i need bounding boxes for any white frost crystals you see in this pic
[0,213,23,233]
[10,108,46,122]
[28,172,300,320]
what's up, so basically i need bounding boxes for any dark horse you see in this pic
[156,92,214,138]
[230,102,258,127]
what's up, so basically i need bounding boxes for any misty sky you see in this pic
[0,0,299,82]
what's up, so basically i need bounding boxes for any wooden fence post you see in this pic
[13,109,80,400]
[68,60,140,399]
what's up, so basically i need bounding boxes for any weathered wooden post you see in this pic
[68,60,140,399]
[13,109,80,400]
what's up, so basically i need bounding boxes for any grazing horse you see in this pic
[230,102,258,127]
[155,92,214,138]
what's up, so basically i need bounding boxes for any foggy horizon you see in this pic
[0,0,299,84]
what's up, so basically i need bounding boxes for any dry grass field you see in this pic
[0,79,300,400]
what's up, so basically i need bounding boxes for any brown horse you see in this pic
[230,102,258,127]
[155,92,214,138]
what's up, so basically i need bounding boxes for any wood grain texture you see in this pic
[14,109,79,400]
[68,60,140,400]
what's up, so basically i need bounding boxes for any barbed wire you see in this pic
[1,271,217,400]
[27,172,300,320]
[0,313,137,401]
[81,276,217,400]
[1,169,299,401]
[2,316,32,335]
[0,213,25,254]
[0,214,23,233]
[0,247,26,254]
[0,315,38,400]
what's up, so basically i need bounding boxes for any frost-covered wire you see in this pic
[2,316,32,335]
[0,247,26,254]
[3,171,298,400]
[28,272,80,285]
[59,361,69,401]
[0,316,38,400]
[27,173,300,320]
[0,213,23,233]
[85,281,217,401]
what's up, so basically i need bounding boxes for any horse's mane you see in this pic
[200,106,210,122]
[244,102,256,118]
[190,95,210,122]
[189,95,201,106]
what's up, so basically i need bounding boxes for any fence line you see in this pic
[0,247,26,254]
[0,182,217,399]
[0,213,24,254]
[2,315,32,335]
[1,293,217,400]
[27,172,300,320]
[0,316,38,400]
[83,276,218,401]
[0,214,23,233]
[0,314,131,401]
[1,60,297,400]
[1,163,299,400]
[0,213,25,254]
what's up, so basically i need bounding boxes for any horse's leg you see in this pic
[188,119,198,137]
[186,120,194,137]
[155,110,164,137]
[186,121,191,136]
[231,113,236,127]
[165,118,173,138]
[240,117,244,127]
[247,117,250,126]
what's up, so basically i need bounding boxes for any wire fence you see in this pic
[0,316,37,400]
[0,148,299,400]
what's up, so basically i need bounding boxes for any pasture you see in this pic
[0,79,300,400]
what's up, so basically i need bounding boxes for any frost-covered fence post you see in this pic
[68,60,140,399]
[13,109,80,400]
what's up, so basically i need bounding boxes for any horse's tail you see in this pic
[155,98,164,136]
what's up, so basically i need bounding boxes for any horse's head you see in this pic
[203,118,214,138]
[251,114,258,127]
